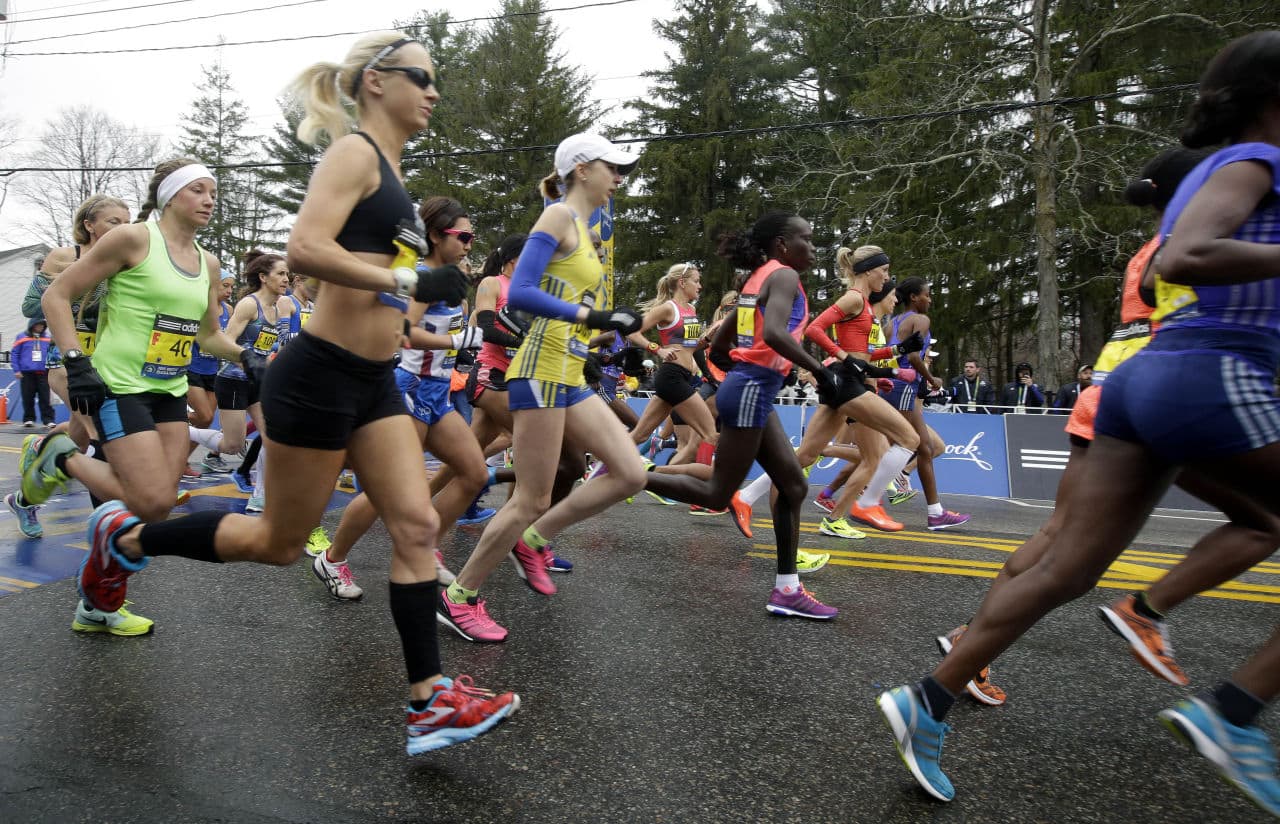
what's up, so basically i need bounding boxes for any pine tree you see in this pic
[256,97,324,232]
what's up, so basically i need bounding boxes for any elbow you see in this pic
[286,234,325,277]
[1156,241,1205,285]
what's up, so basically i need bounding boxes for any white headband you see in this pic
[156,164,215,212]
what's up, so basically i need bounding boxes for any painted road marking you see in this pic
[746,519,1280,604]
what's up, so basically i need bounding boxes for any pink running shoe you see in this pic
[510,538,557,596]
[435,550,456,585]
[405,675,520,755]
[436,590,508,643]
[927,510,971,531]
[766,585,838,620]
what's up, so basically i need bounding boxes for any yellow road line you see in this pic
[0,575,38,589]
[0,445,22,454]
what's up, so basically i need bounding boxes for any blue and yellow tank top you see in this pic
[508,217,607,386]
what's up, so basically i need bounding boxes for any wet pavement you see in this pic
[0,425,1275,823]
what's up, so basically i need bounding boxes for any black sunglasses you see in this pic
[373,65,436,90]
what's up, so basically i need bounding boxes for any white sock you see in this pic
[858,444,915,508]
[775,572,800,593]
[188,426,223,453]
[739,472,773,507]
[928,502,944,517]
[322,552,343,571]
[252,453,266,498]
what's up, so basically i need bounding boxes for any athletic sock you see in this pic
[137,511,229,562]
[521,525,549,551]
[321,551,344,571]
[1210,680,1266,728]
[774,572,800,594]
[238,435,263,478]
[858,444,915,508]
[389,579,441,685]
[917,676,956,722]
[820,486,834,499]
[446,581,478,604]
[927,502,944,517]
[739,472,773,507]
[188,426,223,453]
[1132,590,1164,620]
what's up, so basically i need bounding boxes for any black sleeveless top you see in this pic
[334,131,420,255]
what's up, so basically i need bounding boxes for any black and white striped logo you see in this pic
[1019,448,1069,471]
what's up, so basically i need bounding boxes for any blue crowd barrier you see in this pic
[1,366,71,426]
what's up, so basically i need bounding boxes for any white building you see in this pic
[0,243,52,354]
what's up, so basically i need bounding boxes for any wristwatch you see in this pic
[63,349,85,362]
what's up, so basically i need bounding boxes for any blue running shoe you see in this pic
[233,472,254,494]
[545,551,573,573]
[6,491,42,538]
[878,685,955,801]
[1159,697,1280,816]
[457,506,496,526]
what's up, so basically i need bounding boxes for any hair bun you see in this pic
[1123,178,1159,208]
[243,248,268,266]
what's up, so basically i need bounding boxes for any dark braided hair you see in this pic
[896,276,927,307]
[482,234,527,278]
[716,210,798,270]
[1182,31,1280,148]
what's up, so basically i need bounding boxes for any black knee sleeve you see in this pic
[137,511,230,562]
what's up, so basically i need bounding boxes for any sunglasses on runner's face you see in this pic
[373,65,436,90]
[442,228,474,244]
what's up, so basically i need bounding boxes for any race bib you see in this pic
[142,314,199,379]
[31,346,42,363]
[682,319,703,347]
[300,309,312,328]
[76,325,97,356]
[441,314,463,372]
[735,295,757,349]
[252,327,279,356]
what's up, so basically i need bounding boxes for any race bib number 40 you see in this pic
[143,314,199,379]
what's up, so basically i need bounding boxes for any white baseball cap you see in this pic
[554,133,640,178]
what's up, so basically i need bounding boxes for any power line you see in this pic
[0,83,1199,177]
[3,0,643,56]
[1,0,125,16]
[0,0,195,25]
[7,0,334,46]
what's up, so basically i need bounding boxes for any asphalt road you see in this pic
[0,425,1274,823]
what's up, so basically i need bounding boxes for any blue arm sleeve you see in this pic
[507,231,581,322]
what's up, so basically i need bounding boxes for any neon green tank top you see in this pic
[94,221,210,397]
[509,216,607,386]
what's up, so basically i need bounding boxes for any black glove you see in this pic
[617,346,649,378]
[585,306,643,334]
[583,352,605,385]
[841,355,871,381]
[496,306,529,340]
[813,366,842,407]
[65,355,107,415]
[894,331,925,356]
[784,368,799,387]
[240,348,268,388]
[414,264,468,306]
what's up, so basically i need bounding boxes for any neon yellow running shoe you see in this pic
[819,517,866,540]
[71,599,154,636]
[21,433,77,506]
[797,549,831,574]
[305,526,332,557]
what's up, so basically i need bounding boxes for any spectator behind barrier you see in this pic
[949,357,994,413]
[1054,364,1093,414]
[998,361,1044,413]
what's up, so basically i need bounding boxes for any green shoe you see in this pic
[21,433,78,506]
[797,549,831,573]
[888,488,919,506]
[71,600,155,637]
[305,526,332,557]
[819,516,866,539]
[19,434,40,476]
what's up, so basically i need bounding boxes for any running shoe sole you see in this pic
[310,555,363,601]
[1098,603,1189,685]
[71,610,155,637]
[877,690,954,802]
[765,602,837,620]
[406,695,520,755]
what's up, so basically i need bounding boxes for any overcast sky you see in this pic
[0,0,678,248]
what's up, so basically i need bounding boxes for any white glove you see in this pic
[450,326,485,350]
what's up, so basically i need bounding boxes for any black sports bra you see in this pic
[334,131,419,255]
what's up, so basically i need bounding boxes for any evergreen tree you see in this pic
[178,57,276,266]
[256,97,324,233]
[617,0,781,306]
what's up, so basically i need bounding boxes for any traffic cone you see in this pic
[0,395,8,423]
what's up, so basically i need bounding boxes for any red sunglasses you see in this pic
[442,228,475,244]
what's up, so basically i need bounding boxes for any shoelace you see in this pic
[336,564,356,587]
[469,599,499,629]
[450,674,496,700]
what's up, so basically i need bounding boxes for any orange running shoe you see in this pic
[728,491,753,539]
[1098,594,1190,685]
[936,624,1007,706]
[848,501,904,532]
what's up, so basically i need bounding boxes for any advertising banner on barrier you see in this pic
[1,365,70,426]
[1003,413,1214,511]
[626,398,1010,497]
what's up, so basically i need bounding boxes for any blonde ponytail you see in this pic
[290,31,419,147]
[640,263,691,312]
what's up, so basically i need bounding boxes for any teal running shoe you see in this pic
[6,491,43,538]
[878,685,955,801]
[1159,697,1280,816]
[21,433,78,506]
